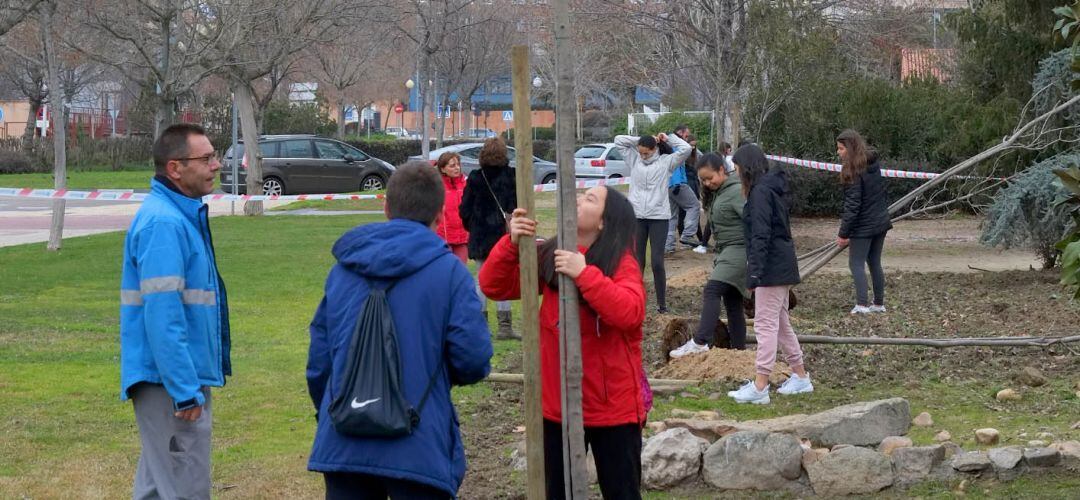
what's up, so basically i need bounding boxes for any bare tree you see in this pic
[0,20,46,141]
[395,0,491,157]
[39,0,64,251]
[71,0,228,138]
[196,0,359,215]
[309,25,398,139]
[0,0,42,36]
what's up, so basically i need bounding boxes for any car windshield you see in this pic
[575,146,606,159]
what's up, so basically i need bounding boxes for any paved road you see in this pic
[0,195,290,248]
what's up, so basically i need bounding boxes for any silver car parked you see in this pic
[573,143,629,179]
[411,143,561,185]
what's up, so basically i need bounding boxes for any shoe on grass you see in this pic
[728,380,770,404]
[692,245,707,254]
[680,237,702,247]
[669,339,709,358]
[869,304,887,313]
[850,305,872,315]
[776,373,814,395]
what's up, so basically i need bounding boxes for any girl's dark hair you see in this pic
[657,139,673,155]
[537,187,637,289]
[637,135,657,149]
[733,144,771,198]
[836,129,869,185]
[696,152,726,175]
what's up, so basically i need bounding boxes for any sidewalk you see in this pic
[0,198,294,248]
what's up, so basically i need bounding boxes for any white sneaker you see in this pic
[692,245,708,254]
[728,380,770,404]
[869,304,886,313]
[669,339,709,358]
[850,305,872,315]
[776,373,814,395]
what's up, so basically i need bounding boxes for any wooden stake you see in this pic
[553,0,588,497]
[510,45,545,500]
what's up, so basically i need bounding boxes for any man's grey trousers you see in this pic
[131,383,212,500]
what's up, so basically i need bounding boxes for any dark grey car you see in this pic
[220,135,395,195]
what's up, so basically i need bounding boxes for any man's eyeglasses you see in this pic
[175,152,221,164]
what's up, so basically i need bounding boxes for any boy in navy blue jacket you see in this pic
[307,161,494,499]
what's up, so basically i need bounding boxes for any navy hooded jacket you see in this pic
[306,218,493,496]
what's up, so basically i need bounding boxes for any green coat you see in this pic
[708,176,748,297]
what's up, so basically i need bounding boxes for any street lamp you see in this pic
[403,80,415,136]
[531,77,543,141]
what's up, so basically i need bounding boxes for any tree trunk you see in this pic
[419,50,431,158]
[234,80,263,216]
[41,0,65,252]
[337,96,346,140]
[154,96,175,140]
[23,97,42,144]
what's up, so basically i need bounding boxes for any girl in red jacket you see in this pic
[479,185,647,500]
[435,152,469,263]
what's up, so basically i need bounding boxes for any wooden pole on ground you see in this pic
[553,0,588,497]
[510,45,545,500]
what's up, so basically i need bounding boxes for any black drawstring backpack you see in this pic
[329,279,442,437]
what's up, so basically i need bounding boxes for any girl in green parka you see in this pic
[669,153,748,358]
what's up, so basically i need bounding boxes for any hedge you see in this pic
[0,137,154,174]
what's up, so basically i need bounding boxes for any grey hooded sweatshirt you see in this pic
[613,133,693,220]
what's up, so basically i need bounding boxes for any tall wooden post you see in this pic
[553,0,588,497]
[510,45,545,500]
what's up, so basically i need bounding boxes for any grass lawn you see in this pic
[0,211,1077,498]
[0,170,155,190]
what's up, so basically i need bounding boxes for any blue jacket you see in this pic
[668,163,688,187]
[306,219,493,496]
[120,178,231,410]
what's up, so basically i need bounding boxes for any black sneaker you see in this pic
[680,237,702,247]
[657,306,669,314]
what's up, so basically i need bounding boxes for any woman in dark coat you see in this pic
[835,129,892,315]
[727,144,812,405]
[459,137,520,339]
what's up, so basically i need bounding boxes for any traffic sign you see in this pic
[502,110,513,122]
[0,107,4,122]
[394,103,404,114]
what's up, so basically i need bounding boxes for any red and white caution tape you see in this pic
[532,176,631,192]
[766,155,1004,181]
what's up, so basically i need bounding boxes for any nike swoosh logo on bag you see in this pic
[350,397,380,409]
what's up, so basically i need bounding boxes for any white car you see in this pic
[573,143,629,179]
[384,127,421,140]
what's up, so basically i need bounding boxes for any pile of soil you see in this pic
[653,347,790,384]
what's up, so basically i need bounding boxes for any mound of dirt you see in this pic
[666,266,710,289]
[653,348,790,384]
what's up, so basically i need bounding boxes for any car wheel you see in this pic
[361,174,385,191]
[542,174,557,184]
[262,177,285,196]
[608,174,623,179]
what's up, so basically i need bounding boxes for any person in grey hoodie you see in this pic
[613,132,692,313]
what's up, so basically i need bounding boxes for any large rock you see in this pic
[988,447,1023,470]
[702,431,803,492]
[805,446,894,496]
[742,398,911,447]
[1052,441,1080,468]
[891,445,946,484]
[988,446,1023,481]
[1023,447,1061,468]
[641,428,710,490]
[951,451,992,473]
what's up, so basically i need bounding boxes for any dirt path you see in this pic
[661,217,1041,283]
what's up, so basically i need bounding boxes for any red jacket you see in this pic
[479,235,647,427]
[437,174,469,245]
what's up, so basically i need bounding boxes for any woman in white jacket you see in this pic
[612,132,692,313]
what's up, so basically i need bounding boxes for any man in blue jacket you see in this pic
[119,123,230,499]
[307,161,493,499]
